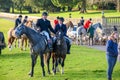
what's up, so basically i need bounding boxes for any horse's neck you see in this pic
[25,27,39,44]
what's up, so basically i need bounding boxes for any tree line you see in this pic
[0,0,119,14]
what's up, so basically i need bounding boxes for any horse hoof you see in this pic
[48,71,51,74]
[28,72,33,77]
[42,74,45,77]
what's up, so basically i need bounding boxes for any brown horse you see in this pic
[66,21,74,29]
[7,20,34,51]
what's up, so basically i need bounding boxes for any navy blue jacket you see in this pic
[36,18,55,34]
[23,19,27,24]
[106,40,118,57]
[54,24,67,36]
[14,18,21,29]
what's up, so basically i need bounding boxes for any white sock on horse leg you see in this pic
[61,67,64,74]
[56,66,60,72]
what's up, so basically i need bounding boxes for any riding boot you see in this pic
[67,44,71,54]
[48,40,53,51]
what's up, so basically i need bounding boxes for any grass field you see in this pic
[0,18,120,80]
[21,10,120,19]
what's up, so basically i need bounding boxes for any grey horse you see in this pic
[52,29,67,75]
[15,24,51,77]
[76,22,103,45]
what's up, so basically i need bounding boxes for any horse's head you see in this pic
[56,30,64,45]
[98,23,103,30]
[15,24,26,38]
[93,23,103,30]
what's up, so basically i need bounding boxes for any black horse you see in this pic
[15,24,51,77]
[52,29,67,75]
[0,32,6,54]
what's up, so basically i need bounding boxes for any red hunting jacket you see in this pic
[54,19,59,27]
[84,20,91,29]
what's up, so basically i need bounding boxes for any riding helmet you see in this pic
[25,16,28,18]
[58,17,64,22]
[19,15,22,18]
[42,12,48,16]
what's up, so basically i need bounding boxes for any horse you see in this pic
[52,29,67,75]
[14,24,51,77]
[7,20,34,51]
[0,32,6,54]
[66,21,77,42]
[20,20,36,50]
[76,22,103,45]
[66,21,74,29]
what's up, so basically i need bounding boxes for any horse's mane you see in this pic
[24,25,39,35]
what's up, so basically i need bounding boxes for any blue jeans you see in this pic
[106,55,117,79]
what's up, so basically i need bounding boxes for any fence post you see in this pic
[102,16,107,27]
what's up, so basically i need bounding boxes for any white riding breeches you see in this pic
[65,36,72,45]
[40,31,50,40]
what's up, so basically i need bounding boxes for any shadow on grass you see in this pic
[0,52,29,59]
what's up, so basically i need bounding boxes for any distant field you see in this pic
[19,10,120,19]
[0,19,120,80]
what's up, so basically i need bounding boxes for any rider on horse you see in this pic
[80,17,84,26]
[54,17,72,54]
[23,16,28,24]
[36,12,55,51]
[14,15,22,30]
[84,18,92,32]
[54,16,59,28]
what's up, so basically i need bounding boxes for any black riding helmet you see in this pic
[19,15,22,18]
[25,16,28,18]
[42,12,48,16]
[58,17,64,22]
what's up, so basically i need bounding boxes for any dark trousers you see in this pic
[89,36,93,46]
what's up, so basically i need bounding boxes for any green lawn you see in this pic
[20,10,120,19]
[0,19,120,80]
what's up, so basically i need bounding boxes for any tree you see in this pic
[80,0,87,13]
[117,0,120,12]
[0,0,12,12]
[12,0,25,14]
[51,0,79,11]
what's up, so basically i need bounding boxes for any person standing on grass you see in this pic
[84,18,92,32]
[106,32,118,80]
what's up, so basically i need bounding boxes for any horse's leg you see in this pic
[29,54,38,77]
[18,39,21,48]
[24,38,27,50]
[14,38,17,48]
[80,35,82,45]
[54,57,58,75]
[21,38,24,50]
[40,53,45,77]
[46,52,51,74]
[56,58,60,72]
[92,37,93,46]
[9,37,15,50]
[61,55,66,74]
[89,37,90,46]
[52,53,55,72]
